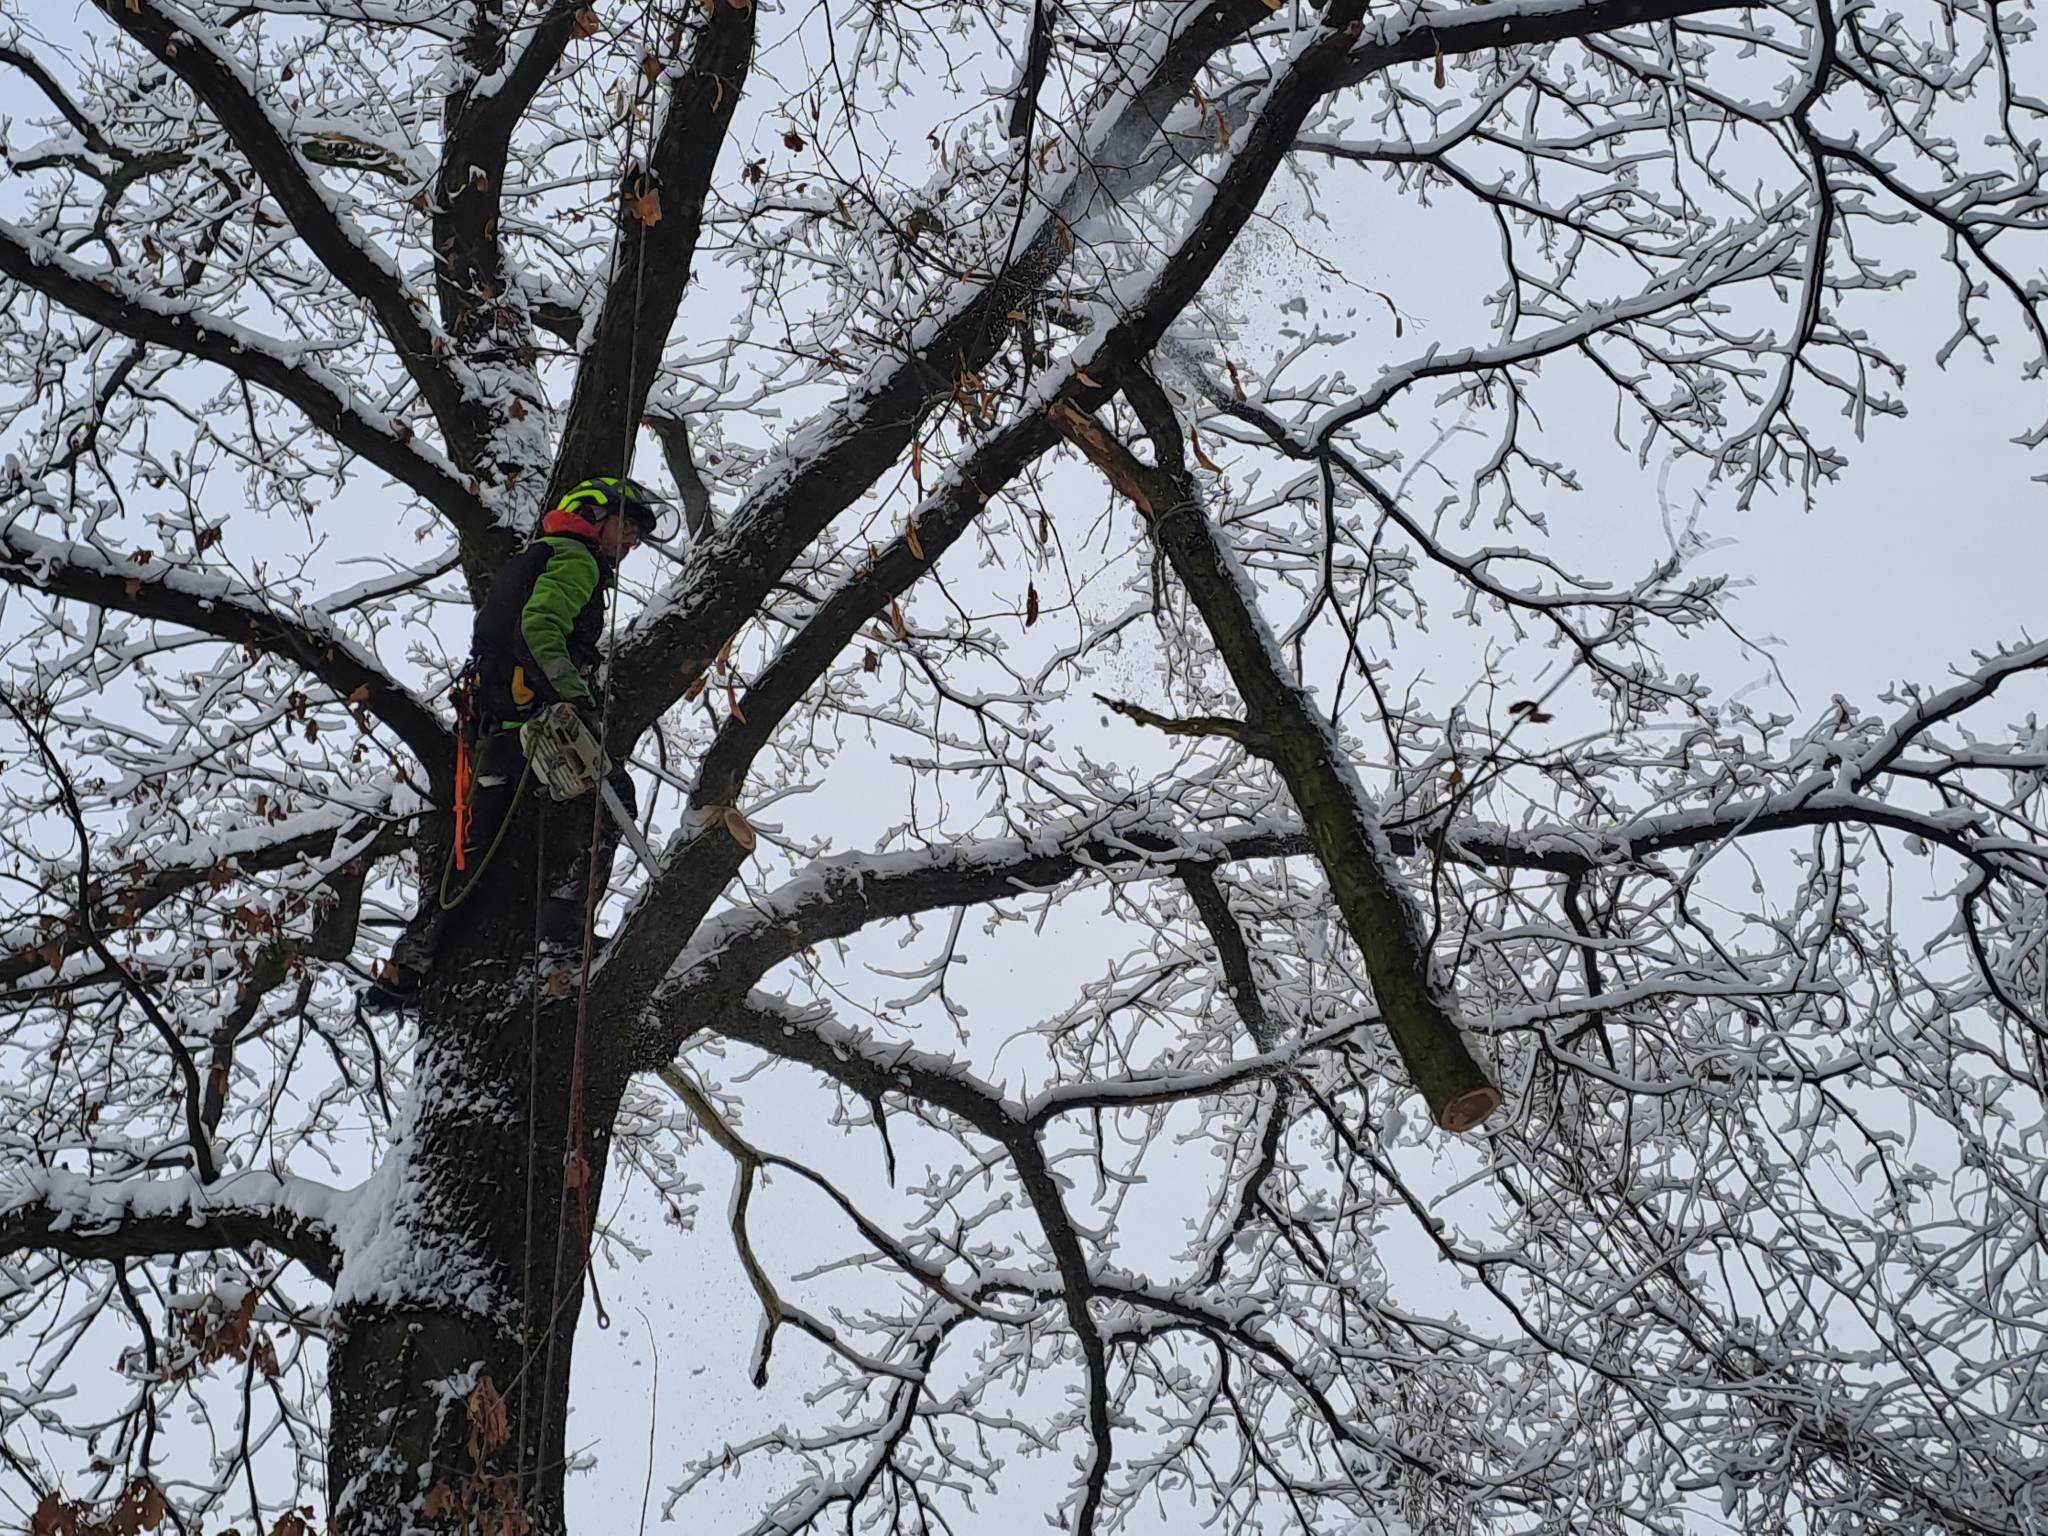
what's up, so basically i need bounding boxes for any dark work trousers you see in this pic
[383,728,636,987]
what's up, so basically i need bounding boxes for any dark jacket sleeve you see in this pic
[518,537,601,702]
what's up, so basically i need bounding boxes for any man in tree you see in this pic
[368,475,667,1008]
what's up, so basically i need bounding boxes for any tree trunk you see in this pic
[326,797,619,1535]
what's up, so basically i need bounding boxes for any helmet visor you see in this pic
[619,495,674,546]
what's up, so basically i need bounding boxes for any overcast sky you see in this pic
[4,0,2046,1528]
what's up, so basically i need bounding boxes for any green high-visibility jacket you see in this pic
[473,534,609,722]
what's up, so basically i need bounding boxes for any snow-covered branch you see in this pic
[0,520,452,779]
[0,221,485,538]
[0,1168,345,1284]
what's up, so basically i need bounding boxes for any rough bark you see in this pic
[326,791,624,1534]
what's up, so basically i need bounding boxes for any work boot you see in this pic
[361,962,423,1014]
[360,907,445,1013]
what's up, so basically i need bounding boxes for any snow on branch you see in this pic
[86,0,477,452]
[0,519,452,779]
[608,0,1285,740]
[0,1167,346,1284]
[0,220,485,539]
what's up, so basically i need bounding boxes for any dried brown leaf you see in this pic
[468,1376,511,1456]
[422,1484,460,1518]
[32,1493,80,1536]
[625,183,662,226]
[905,517,925,560]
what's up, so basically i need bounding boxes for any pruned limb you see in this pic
[1097,693,1262,751]
[644,410,716,539]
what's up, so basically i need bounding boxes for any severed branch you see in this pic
[644,410,716,540]
[1053,374,1500,1131]
[1097,693,1262,751]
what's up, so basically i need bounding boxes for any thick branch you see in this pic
[88,0,474,453]
[0,522,452,783]
[609,0,1279,738]
[0,1169,343,1284]
[1056,375,1499,1130]
[629,815,1310,1074]
[0,221,488,542]
[1181,866,1278,1050]
[546,1,758,498]
[1329,0,1764,90]
[0,806,404,986]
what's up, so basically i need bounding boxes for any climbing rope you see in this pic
[525,51,658,1489]
[434,762,529,912]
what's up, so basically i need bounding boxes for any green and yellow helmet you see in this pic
[552,475,672,543]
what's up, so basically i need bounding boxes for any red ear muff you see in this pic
[540,508,605,541]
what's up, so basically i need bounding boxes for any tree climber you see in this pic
[365,475,670,1010]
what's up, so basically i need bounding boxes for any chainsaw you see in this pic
[520,702,659,873]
